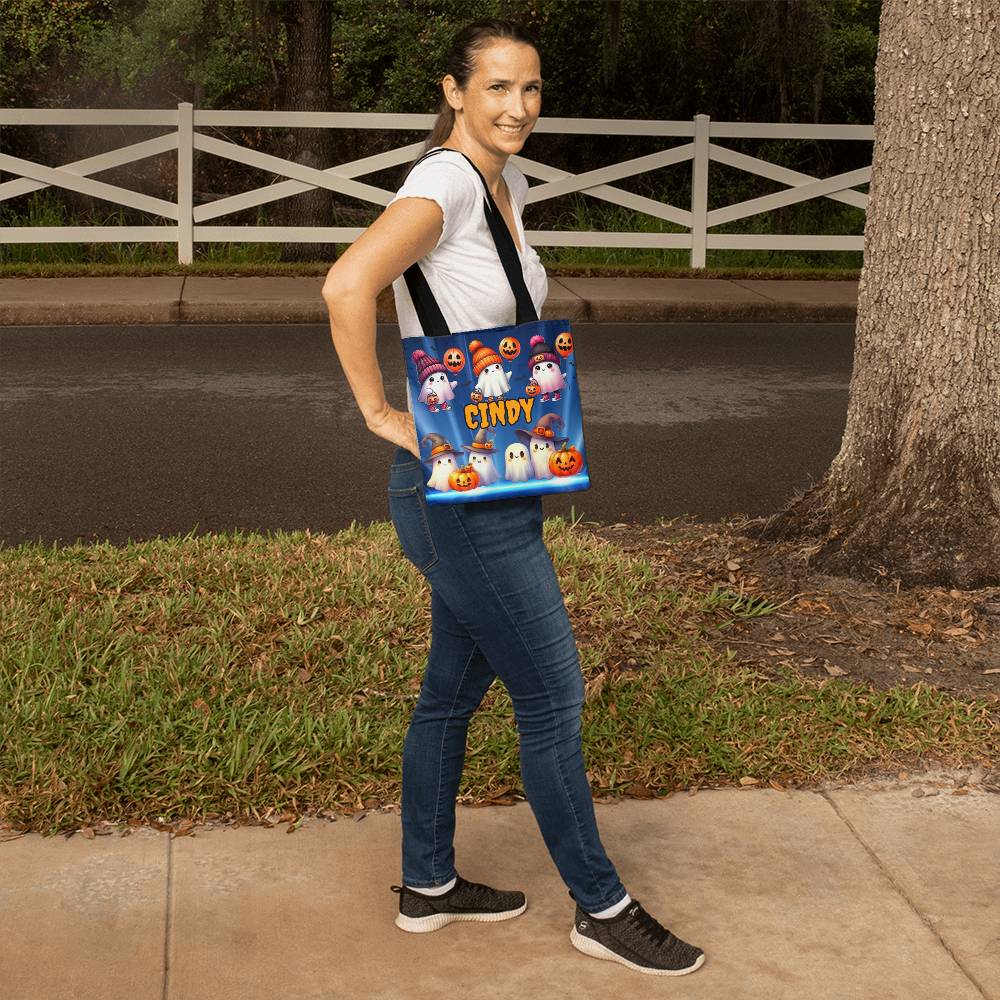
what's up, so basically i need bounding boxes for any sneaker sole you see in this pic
[395,900,527,933]
[570,925,706,976]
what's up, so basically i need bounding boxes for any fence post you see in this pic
[690,113,710,269]
[177,102,194,265]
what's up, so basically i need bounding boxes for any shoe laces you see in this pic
[626,901,672,949]
[456,877,493,905]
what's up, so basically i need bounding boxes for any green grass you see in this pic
[1,516,994,837]
[0,186,863,278]
[535,193,865,272]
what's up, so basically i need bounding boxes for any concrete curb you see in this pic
[0,275,859,326]
[574,299,857,323]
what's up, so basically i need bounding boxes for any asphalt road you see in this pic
[0,322,853,548]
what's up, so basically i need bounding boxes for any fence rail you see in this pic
[0,105,873,267]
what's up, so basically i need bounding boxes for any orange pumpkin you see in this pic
[524,378,540,397]
[549,445,584,477]
[444,348,465,373]
[426,390,438,406]
[449,465,480,491]
[555,331,574,357]
[470,388,484,403]
[499,336,521,360]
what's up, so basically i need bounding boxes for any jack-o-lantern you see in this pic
[444,348,465,373]
[499,336,521,360]
[470,388,483,403]
[426,390,438,406]
[524,378,540,397]
[549,445,584,477]
[555,331,574,357]
[449,464,479,491]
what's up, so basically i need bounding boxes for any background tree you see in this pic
[271,0,338,263]
[2,0,278,221]
[746,0,999,588]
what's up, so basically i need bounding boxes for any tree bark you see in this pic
[601,1,623,92]
[276,0,339,263]
[744,0,1000,589]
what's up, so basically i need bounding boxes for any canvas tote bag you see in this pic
[399,147,589,505]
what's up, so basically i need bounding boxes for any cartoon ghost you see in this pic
[468,339,513,402]
[504,442,532,482]
[420,433,462,491]
[527,334,568,402]
[462,428,500,485]
[515,413,568,480]
[412,349,458,411]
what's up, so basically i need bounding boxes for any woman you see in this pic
[322,18,705,978]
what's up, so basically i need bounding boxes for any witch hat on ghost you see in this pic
[461,428,497,455]
[420,432,463,467]
[515,412,569,450]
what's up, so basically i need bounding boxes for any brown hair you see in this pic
[411,18,540,167]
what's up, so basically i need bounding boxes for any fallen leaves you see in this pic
[894,602,985,642]
[796,598,833,613]
[585,671,608,701]
[583,518,1000,698]
[466,785,523,807]
[624,782,655,798]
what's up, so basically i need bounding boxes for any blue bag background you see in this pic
[405,318,590,505]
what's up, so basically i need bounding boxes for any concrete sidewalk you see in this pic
[0,274,859,325]
[1,773,997,1000]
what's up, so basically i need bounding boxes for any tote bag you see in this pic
[400,148,590,505]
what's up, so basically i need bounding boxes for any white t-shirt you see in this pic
[386,147,549,414]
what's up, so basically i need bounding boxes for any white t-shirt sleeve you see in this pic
[506,164,530,214]
[388,158,481,251]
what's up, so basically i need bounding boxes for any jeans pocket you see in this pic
[388,483,439,574]
[390,446,420,473]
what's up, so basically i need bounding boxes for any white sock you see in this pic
[406,875,457,896]
[588,891,632,919]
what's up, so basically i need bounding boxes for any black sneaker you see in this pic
[390,874,527,933]
[568,892,706,975]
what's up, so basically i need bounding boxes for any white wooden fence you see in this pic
[0,104,873,267]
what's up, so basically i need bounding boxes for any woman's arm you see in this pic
[322,196,445,458]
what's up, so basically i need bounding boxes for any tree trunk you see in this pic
[601,1,623,92]
[772,0,793,235]
[276,0,339,263]
[743,0,1000,589]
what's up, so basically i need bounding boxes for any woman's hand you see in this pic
[366,402,420,459]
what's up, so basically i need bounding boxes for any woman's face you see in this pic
[445,40,542,156]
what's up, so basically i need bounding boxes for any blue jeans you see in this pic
[387,445,627,913]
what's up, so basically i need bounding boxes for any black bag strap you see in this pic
[399,147,539,337]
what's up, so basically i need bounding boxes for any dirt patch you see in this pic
[583,515,1000,704]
